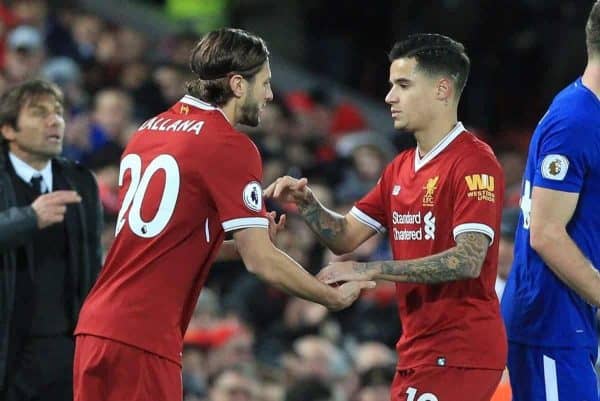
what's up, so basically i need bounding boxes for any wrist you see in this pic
[325,286,343,310]
[353,261,376,280]
[296,188,314,209]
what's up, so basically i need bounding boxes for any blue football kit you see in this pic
[502,78,600,401]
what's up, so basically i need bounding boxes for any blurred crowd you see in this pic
[0,0,568,400]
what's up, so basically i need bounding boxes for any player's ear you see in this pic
[0,123,17,142]
[229,73,246,99]
[435,77,452,103]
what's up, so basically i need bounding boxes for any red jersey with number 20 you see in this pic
[75,95,268,365]
[351,123,507,370]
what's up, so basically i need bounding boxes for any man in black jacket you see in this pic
[0,80,103,401]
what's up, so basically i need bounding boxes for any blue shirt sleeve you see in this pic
[533,118,590,193]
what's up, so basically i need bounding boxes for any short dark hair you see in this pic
[389,33,470,97]
[284,377,332,401]
[186,28,269,107]
[0,79,64,130]
[586,1,600,57]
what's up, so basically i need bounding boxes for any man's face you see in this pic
[3,94,65,160]
[385,57,438,132]
[211,371,256,401]
[238,62,273,127]
[5,48,44,82]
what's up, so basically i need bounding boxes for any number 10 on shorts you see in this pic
[406,387,439,401]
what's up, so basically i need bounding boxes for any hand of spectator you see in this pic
[317,261,375,284]
[31,190,81,229]
[266,211,286,242]
[328,280,376,311]
[263,176,311,205]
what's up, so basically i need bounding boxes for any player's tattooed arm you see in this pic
[362,232,489,283]
[265,175,375,254]
[297,190,348,244]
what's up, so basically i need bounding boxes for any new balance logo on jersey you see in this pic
[392,185,401,196]
[137,117,205,135]
[243,181,262,212]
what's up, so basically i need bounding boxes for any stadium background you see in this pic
[0,0,596,400]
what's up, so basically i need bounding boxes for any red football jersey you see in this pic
[75,95,268,364]
[352,123,507,370]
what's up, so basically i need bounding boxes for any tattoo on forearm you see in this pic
[367,232,490,283]
[298,192,347,243]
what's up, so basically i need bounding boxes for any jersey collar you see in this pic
[179,95,232,124]
[414,122,465,171]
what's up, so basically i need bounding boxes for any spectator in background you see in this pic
[2,25,45,85]
[283,335,353,400]
[334,133,393,204]
[497,149,525,207]
[352,342,396,375]
[87,88,134,158]
[0,80,102,401]
[68,13,103,65]
[355,365,396,401]
[61,88,135,166]
[210,368,258,401]
[284,377,333,401]
[41,56,87,113]
[9,0,48,31]
[153,63,190,106]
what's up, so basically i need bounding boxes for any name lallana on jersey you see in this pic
[138,117,205,135]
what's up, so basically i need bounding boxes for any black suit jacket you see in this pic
[0,148,103,392]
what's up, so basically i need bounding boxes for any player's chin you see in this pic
[393,120,407,130]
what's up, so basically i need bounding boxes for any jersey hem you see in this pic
[350,206,386,233]
[453,222,495,245]
[74,331,183,367]
[222,217,269,232]
[396,361,506,370]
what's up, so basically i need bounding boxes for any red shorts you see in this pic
[391,365,502,401]
[73,334,182,401]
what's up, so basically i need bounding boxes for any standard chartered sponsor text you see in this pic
[393,211,423,240]
[392,211,422,224]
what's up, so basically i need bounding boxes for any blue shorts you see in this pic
[507,341,598,401]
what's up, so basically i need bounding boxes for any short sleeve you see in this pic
[533,121,589,193]
[452,152,504,245]
[205,136,268,232]
[350,172,388,234]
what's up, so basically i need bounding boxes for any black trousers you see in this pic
[4,335,74,401]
